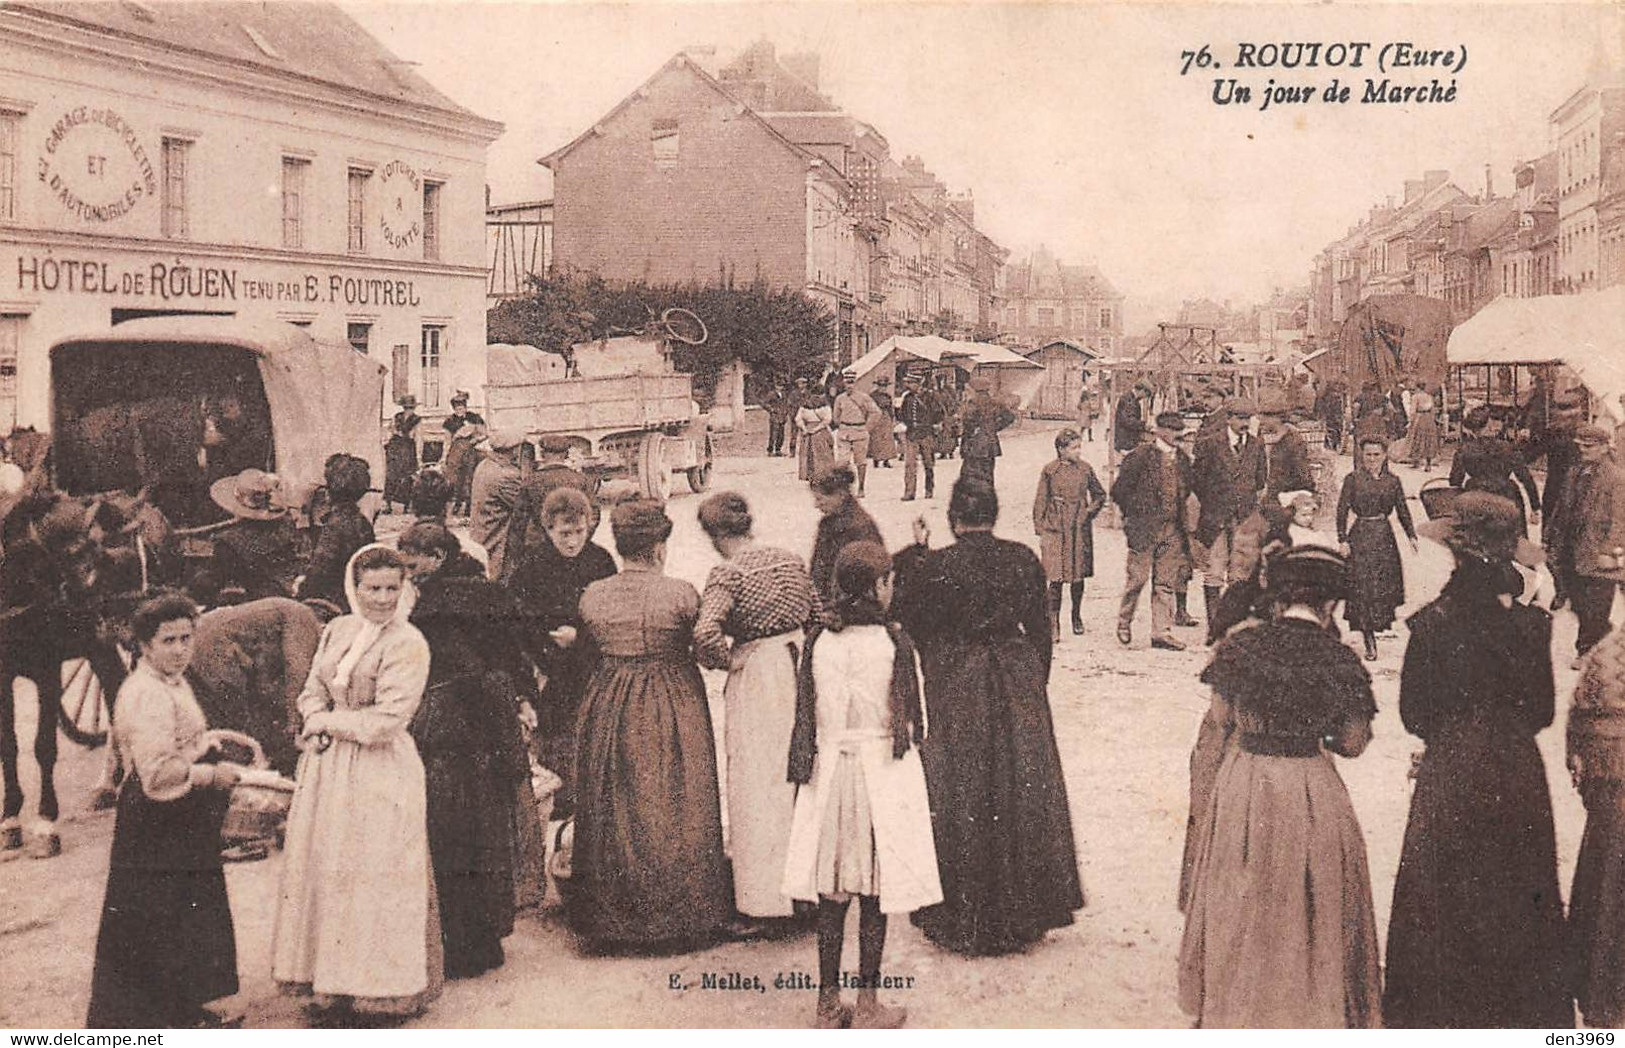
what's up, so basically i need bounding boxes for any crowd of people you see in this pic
[65,358,1625,1031]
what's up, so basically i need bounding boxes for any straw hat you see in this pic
[210,469,290,521]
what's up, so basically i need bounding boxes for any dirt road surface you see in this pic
[0,419,1589,1028]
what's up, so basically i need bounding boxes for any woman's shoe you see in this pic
[1071,615,1084,636]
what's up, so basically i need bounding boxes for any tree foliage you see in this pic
[487,268,837,391]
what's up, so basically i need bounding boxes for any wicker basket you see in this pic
[204,729,295,842]
[1419,478,1461,522]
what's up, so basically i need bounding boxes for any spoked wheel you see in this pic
[686,434,714,493]
[58,656,114,748]
[661,308,708,346]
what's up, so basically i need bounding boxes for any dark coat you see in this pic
[1114,394,1146,451]
[809,496,883,606]
[1383,563,1571,1028]
[1450,435,1540,523]
[1551,458,1625,581]
[505,463,597,579]
[1111,442,1194,553]
[1257,429,1316,498]
[507,538,618,736]
[960,392,1016,460]
[899,389,943,440]
[890,534,1081,954]
[1191,429,1260,544]
[197,517,300,606]
[409,569,537,977]
[295,501,374,609]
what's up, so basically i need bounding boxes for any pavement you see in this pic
[0,418,1592,1028]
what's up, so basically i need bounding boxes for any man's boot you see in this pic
[1048,585,1063,644]
[1203,585,1222,630]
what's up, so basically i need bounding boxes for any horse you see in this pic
[0,481,175,858]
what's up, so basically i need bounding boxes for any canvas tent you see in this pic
[1447,286,1625,421]
[846,334,1046,408]
[1333,294,1453,392]
[49,317,387,519]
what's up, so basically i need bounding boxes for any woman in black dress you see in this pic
[892,476,1084,955]
[1383,492,1571,1028]
[507,487,617,819]
[88,593,247,1028]
[1336,435,1416,661]
[398,522,536,979]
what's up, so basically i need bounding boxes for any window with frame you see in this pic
[347,168,370,253]
[1036,307,1055,327]
[281,157,308,248]
[1098,307,1113,328]
[347,321,371,356]
[651,119,679,170]
[0,112,18,221]
[421,325,444,408]
[422,181,442,261]
[0,315,18,431]
[161,137,190,239]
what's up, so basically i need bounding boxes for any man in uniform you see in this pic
[1549,424,1625,659]
[831,371,879,497]
[1112,412,1195,651]
[898,371,942,501]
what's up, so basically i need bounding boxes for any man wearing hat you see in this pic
[194,468,301,606]
[898,371,943,500]
[470,427,527,581]
[1114,379,1152,453]
[831,372,879,496]
[786,377,810,458]
[1253,387,1316,502]
[960,375,1017,487]
[1529,390,1587,601]
[1111,412,1196,650]
[505,435,599,581]
[763,381,793,457]
[1548,424,1625,657]
[1191,398,1262,623]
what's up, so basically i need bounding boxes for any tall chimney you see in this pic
[1484,163,1495,200]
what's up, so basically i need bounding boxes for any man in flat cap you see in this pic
[1549,423,1625,659]
[1112,411,1195,650]
[470,427,527,581]
[831,371,879,496]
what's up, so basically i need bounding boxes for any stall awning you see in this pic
[1447,287,1625,416]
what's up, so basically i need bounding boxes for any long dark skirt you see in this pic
[1383,721,1571,1028]
[87,777,237,1028]
[913,637,1084,955]
[423,752,518,979]
[384,434,418,506]
[567,655,731,948]
[1570,781,1625,1027]
[1344,516,1404,632]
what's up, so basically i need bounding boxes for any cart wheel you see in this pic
[638,433,671,503]
[686,464,712,493]
[58,657,110,748]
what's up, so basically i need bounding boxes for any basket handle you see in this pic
[199,728,267,770]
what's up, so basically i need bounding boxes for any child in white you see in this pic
[781,541,941,1028]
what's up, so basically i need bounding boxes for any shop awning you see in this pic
[1448,287,1625,417]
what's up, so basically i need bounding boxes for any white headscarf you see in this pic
[331,542,418,699]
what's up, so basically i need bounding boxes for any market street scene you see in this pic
[2,0,1625,1032]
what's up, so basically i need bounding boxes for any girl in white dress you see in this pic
[782,542,941,1029]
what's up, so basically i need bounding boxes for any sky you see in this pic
[344,1,1625,332]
